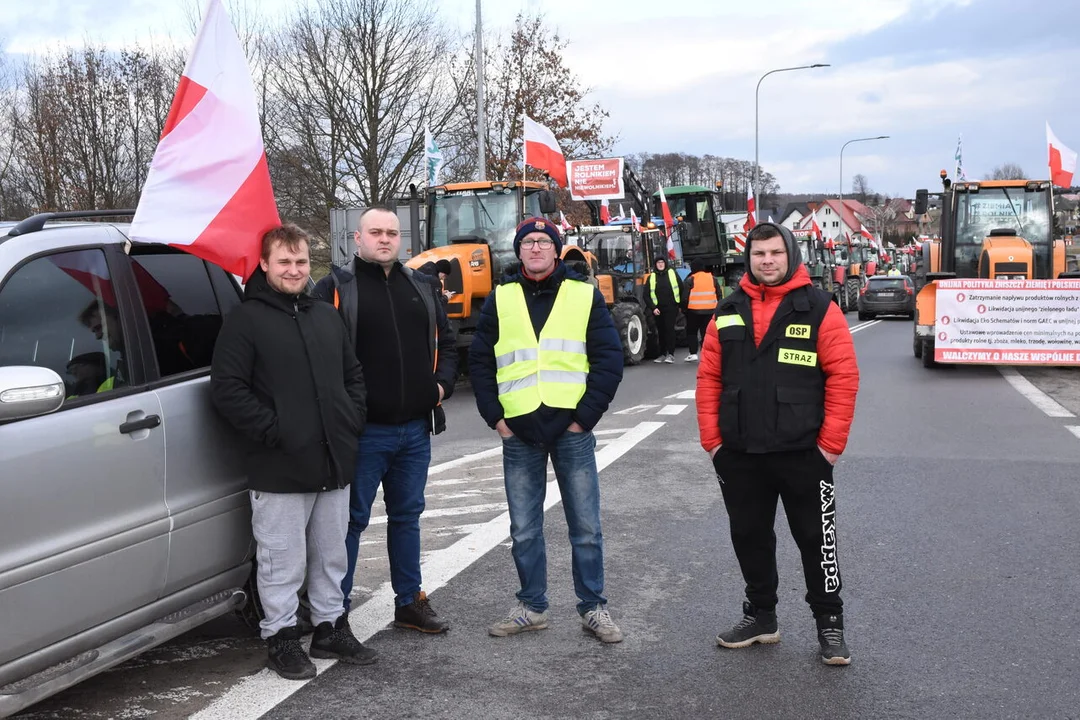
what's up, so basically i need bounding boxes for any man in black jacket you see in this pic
[314,206,458,633]
[211,224,375,680]
[469,217,625,643]
[644,256,684,363]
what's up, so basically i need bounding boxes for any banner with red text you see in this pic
[566,158,624,201]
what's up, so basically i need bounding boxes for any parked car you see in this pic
[857,274,916,320]
[0,211,259,716]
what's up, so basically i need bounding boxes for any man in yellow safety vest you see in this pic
[468,216,625,644]
[644,256,684,363]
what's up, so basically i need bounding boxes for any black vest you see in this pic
[715,285,832,453]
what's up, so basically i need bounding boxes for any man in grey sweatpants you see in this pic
[211,224,376,679]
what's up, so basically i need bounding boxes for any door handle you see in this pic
[119,414,161,434]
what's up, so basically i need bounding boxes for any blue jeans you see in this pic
[501,429,606,615]
[342,419,431,609]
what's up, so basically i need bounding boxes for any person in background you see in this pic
[644,256,683,363]
[681,259,722,361]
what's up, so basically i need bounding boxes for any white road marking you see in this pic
[656,404,687,415]
[1065,426,1080,440]
[428,446,503,475]
[614,403,661,415]
[849,320,883,334]
[665,390,695,400]
[191,421,666,720]
[368,503,505,525]
[997,367,1076,418]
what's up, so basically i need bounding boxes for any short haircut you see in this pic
[261,223,311,260]
[357,205,398,231]
[746,224,782,244]
[78,299,117,326]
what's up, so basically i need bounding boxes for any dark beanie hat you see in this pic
[513,217,563,257]
[434,259,452,275]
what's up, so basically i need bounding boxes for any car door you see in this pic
[0,245,168,671]
[123,248,252,596]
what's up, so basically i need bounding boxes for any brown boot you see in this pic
[393,591,449,633]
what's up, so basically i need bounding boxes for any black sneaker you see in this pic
[310,614,377,665]
[817,615,851,666]
[266,626,316,680]
[716,601,780,648]
[393,591,450,633]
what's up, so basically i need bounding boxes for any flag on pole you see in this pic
[630,207,640,232]
[558,211,573,233]
[743,187,757,232]
[954,134,966,181]
[1047,122,1077,188]
[617,203,627,220]
[523,115,567,187]
[810,208,823,241]
[424,127,444,186]
[600,198,611,225]
[858,223,874,241]
[129,0,279,280]
[658,185,676,260]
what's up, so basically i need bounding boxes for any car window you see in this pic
[130,252,225,378]
[0,249,129,397]
[868,278,906,290]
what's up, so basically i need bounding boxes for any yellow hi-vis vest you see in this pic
[687,271,719,311]
[649,268,681,306]
[494,280,593,418]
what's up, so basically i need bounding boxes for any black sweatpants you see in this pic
[685,312,712,355]
[655,306,678,356]
[713,447,842,617]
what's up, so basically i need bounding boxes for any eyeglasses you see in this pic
[519,238,554,249]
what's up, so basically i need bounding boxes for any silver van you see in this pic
[0,211,256,716]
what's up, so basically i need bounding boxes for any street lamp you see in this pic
[839,135,889,205]
[754,63,829,205]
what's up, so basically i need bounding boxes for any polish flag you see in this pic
[859,223,874,241]
[1047,122,1077,188]
[129,0,279,281]
[810,208,823,241]
[523,115,567,187]
[630,207,641,232]
[617,203,627,220]
[558,210,573,232]
[600,198,611,225]
[743,187,757,232]
[658,184,676,260]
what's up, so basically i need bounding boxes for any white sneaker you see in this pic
[663,354,674,363]
[685,354,698,361]
[653,356,665,363]
[489,602,549,637]
[581,606,623,643]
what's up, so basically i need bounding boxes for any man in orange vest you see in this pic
[681,259,722,361]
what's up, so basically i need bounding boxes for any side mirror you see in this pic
[538,190,557,215]
[914,189,928,216]
[0,366,66,422]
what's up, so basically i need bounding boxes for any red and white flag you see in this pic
[658,184,676,260]
[600,198,611,225]
[810,208,823,241]
[743,187,757,233]
[630,207,641,232]
[129,0,279,281]
[617,203,627,220]
[1047,122,1077,188]
[558,210,573,232]
[523,115,567,187]
[859,223,874,241]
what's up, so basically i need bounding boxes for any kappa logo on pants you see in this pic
[819,479,840,593]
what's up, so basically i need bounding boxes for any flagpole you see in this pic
[474,0,486,181]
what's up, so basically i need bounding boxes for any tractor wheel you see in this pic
[845,278,860,312]
[921,339,937,368]
[612,302,646,366]
[913,331,923,358]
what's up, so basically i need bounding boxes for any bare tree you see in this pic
[851,173,871,204]
[986,163,1026,180]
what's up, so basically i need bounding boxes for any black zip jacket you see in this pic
[210,268,366,493]
[313,257,457,432]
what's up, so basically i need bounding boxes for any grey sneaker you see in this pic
[581,605,623,643]
[653,356,665,363]
[716,601,780,648]
[489,602,549,637]
[663,354,674,363]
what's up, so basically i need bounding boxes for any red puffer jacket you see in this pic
[695,265,859,455]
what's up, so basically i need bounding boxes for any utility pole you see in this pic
[475,0,486,181]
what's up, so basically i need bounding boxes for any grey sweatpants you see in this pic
[250,488,349,639]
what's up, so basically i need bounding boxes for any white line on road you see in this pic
[997,366,1076,418]
[849,320,883,334]
[1065,426,1080,440]
[614,404,661,415]
[192,420,666,720]
[665,389,695,400]
[369,503,506,525]
[656,404,687,415]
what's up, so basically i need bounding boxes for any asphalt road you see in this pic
[17,315,1080,720]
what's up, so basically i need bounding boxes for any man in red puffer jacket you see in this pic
[695,222,859,666]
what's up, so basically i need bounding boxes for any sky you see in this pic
[3,0,1078,198]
